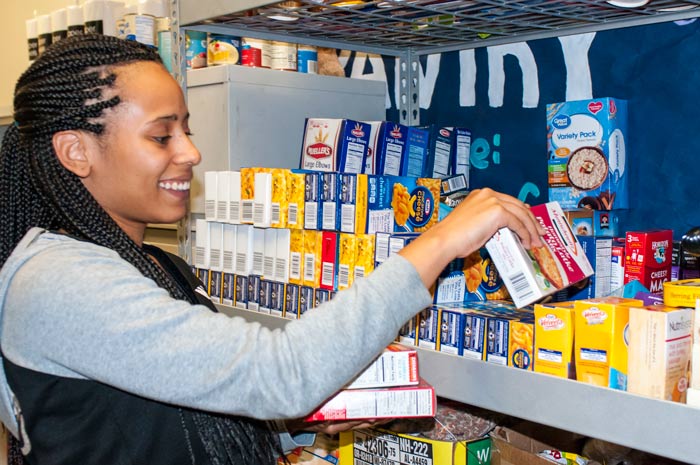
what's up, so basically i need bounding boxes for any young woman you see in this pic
[0,34,543,465]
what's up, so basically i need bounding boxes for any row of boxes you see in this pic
[299,118,472,181]
[204,169,442,235]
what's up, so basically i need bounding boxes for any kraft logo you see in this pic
[588,101,603,114]
[551,115,570,130]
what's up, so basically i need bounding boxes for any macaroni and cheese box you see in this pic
[268,281,285,317]
[296,170,321,231]
[222,272,235,307]
[302,230,322,288]
[435,250,510,304]
[534,302,576,379]
[340,428,492,465]
[353,233,375,280]
[286,171,305,229]
[398,315,419,346]
[365,175,441,234]
[253,171,272,228]
[508,315,535,371]
[300,118,370,173]
[438,305,467,356]
[337,233,356,291]
[314,288,332,307]
[404,126,430,177]
[417,306,440,350]
[624,229,673,294]
[284,283,301,319]
[288,229,304,286]
[485,202,594,308]
[363,121,382,175]
[389,232,420,257]
[299,285,315,316]
[240,167,270,224]
[234,274,248,309]
[258,278,272,314]
[628,305,693,402]
[375,122,408,176]
[462,311,488,360]
[270,168,289,228]
[209,270,223,304]
[574,297,643,389]
[547,97,628,210]
[246,274,262,311]
[338,173,368,234]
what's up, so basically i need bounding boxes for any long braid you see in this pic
[1,34,285,465]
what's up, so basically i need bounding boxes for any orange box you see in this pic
[574,297,643,389]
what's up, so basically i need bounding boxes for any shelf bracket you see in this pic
[398,49,420,127]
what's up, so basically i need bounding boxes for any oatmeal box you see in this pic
[547,97,628,210]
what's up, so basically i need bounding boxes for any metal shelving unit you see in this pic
[182,3,700,463]
[219,305,700,464]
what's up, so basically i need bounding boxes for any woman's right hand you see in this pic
[399,188,545,289]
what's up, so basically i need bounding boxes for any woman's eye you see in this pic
[153,135,171,144]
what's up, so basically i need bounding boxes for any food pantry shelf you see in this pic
[218,305,700,464]
[181,0,700,55]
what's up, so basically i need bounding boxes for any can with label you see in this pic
[185,30,207,69]
[208,34,241,65]
[241,38,270,68]
[269,41,297,71]
[297,45,317,74]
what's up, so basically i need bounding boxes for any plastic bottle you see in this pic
[83,0,125,36]
[26,17,39,62]
[36,14,52,56]
[51,8,68,43]
[156,16,172,72]
[66,4,85,36]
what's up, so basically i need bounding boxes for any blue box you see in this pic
[234,274,248,309]
[425,125,454,178]
[462,312,487,360]
[222,272,235,306]
[404,126,430,177]
[320,172,340,231]
[365,175,441,234]
[450,127,471,185]
[295,170,321,231]
[300,118,370,173]
[547,97,628,210]
[299,285,315,315]
[284,283,300,319]
[268,281,285,317]
[553,235,613,301]
[374,122,408,176]
[438,305,466,356]
[417,306,439,350]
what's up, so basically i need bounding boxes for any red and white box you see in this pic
[624,229,673,294]
[345,343,419,390]
[485,201,594,308]
[306,378,435,421]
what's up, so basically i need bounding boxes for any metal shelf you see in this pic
[181,0,700,56]
[218,304,699,464]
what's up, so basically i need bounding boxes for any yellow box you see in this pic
[270,168,289,228]
[663,278,700,308]
[287,171,306,229]
[288,229,304,286]
[337,233,356,291]
[508,316,535,371]
[240,167,269,224]
[628,305,693,402]
[302,230,322,288]
[534,302,576,379]
[340,428,492,465]
[354,233,375,280]
[574,297,643,389]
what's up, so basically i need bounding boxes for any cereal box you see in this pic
[365,175,441,234]
[574,297,643,389]
[374,122,408,176]
[547,97,628,210]
[353,233,375,281]
[338,173,368,235]
[300,118,370,173]
[628,305,693,402]
[485,202,594,308]
[624,229,673,293]
[404,126,430,177]
[534,302,576,379]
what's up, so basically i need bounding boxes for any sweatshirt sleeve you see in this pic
[1,236,432,420]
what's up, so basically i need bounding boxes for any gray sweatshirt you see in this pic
[0,228,432,437]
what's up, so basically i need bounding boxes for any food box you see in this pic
[340,428,492,465]
[533,302,576,379]
[485,202,594,308]
[320,172,340,231]
[306,378,436,421]
[553,235,612,301]
[365,175,441,234]
[574,297,643,389]
[353,234,375,281]
[627,305,693,402]
[337,233,356,291]
[425,125,454,178]
[320,231,339,291]
[345,343,419,390]
[300,118,370,173]
[663,278,700,308]
[450,127,471,183]
[624,229,673,293]
[287,170,306,229]
[339,173,368,235]
[610,237,625,291]
[374,121,408,176]
[547,97,628,210]
[563,208,619,237]
[405,126,430,177]
[417,306,440,351]
[434,250,510,304]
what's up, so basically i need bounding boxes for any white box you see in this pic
[228,171,241,224]
[234,224,254,276]
[208,221,224,272]
[186,65,386,214]
[194,219,210,270]
[345,343,419,390]
[276,228,291,284]
[264,228,277,280]
[222,223,237,274]
[254,172,272,228]
[204,171,218,221]
[252,227,265,277]
[216,171,231,222]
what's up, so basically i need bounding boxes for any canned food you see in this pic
[185,30,207,69]
[241,38,270,68]
[208,34,241,65]
[297,45,317,74]
[269,41,297,71]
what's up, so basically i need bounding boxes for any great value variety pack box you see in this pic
[547,97,628,210]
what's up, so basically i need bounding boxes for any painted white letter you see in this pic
[487,43,539,108]
[459,49,476,107]
[558,33,595,101]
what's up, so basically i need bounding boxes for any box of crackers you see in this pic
[485,201,594,308]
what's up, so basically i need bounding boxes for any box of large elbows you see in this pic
[300,118,370,173]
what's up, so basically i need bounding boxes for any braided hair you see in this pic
[0,34,284,465]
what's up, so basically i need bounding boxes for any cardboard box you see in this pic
[417,306,440,350]
[204,171,217,221]
[610,237,625,291]
[628,305,693,402]
[366,175,441,234]
[574,297,643,389]
[222,272,235,306]
[341,428,492,465]
[306,379,435,421]
[284,283,300,319]
[534,302,576,379]
[320,231,339,291]
[234,274,248,309]
[398,315,419,346]
[553,236,612,301]
[337,233,356,291]
[451,127,471,183]
[405,126,430,177]
[664,278,700,308]
[300,170,321,230]
[287,171,305,229]
[288,229,304,285]
[339,173,368,234]
[485,202,594,308]
[270,168,289,228]
[345,343,419,389]
[563,208,619,237]
[216,171,231,222]
[228,171,242,224]
[425,125,454,178]
[300,118,370,173]
[547,97,628,210]
[353,233,375,280]
[302,230,322,288]
[491,427,555,465]
[375,122,408,176]
[462,310,488,360]
[624,229,673,293]
[438,305,468,356]
[320,172,340,231]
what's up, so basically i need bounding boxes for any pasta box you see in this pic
[547,97,628,210]
[300,118,370,173]
[365,175,441,234]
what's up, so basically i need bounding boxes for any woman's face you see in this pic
[82,61,200,244]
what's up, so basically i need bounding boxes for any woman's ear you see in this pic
[52,130,91,178]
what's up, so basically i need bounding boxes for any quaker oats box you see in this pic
[547,97,628,210]
[299,118,370,173]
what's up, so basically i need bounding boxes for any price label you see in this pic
[352,430,433,465]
